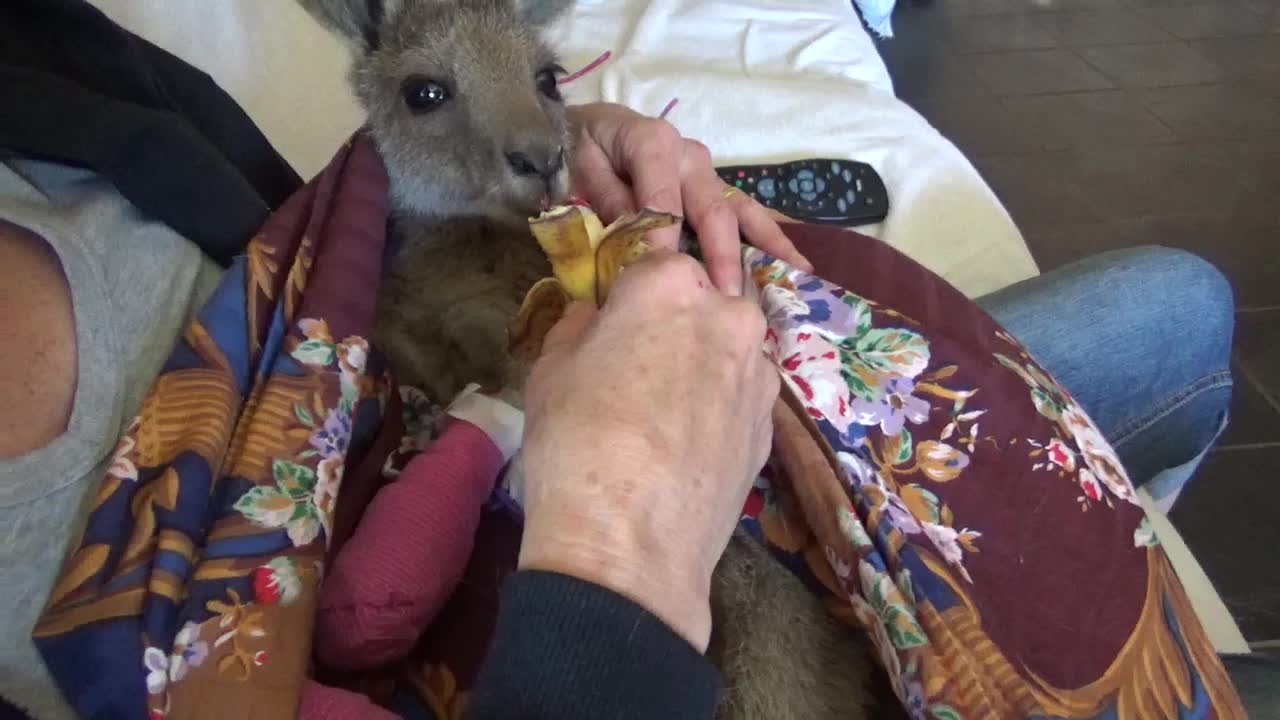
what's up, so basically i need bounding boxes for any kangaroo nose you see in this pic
[506,144,564,179]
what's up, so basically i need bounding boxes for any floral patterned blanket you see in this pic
[33,134,1244,719]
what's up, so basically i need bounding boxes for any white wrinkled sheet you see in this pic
[89,0,1038,297]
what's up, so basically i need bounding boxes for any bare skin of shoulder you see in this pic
[0,222,77,459]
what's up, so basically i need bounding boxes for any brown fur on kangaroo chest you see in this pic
[374,217,550,404]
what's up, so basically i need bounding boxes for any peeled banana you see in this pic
[508,204,681,361]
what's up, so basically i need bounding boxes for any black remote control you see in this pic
[715,158,889,226]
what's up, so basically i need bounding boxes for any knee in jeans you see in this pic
[1117,245,1235,347]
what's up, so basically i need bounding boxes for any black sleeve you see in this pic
[466,570,722,719]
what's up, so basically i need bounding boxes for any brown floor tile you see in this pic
[1136,3,1269,39]
[1026,0,1121,10]
[1079,42,1225,87]
[1237,72,1280,97]
[971,49,1115,94]
[1127,0,1244,6]
[931,0,1030,16]
[945,14,1059,53]
[911,95,1044,155]
[1021,216,1280,308]
[1222,133,1280,194]
[1260,6,1280,33]
[1038,10,1176,46]
[1169,446,1280,644]
[1018,221,1107,268]
[973,152,1102,231]
[1236,309,1280,396]
[1220,363,1280,446]
[1190,36,1280,77]
[1002,90,1176,149]
[934,0,1115,16]
[877,42,994,103]
[1064,143,1265,222]
[1140,83,1280,139]
[894,61,994,105]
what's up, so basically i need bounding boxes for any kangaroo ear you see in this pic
[514,0,572,27]
[297,0,403,52]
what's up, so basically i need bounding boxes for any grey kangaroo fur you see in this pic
[299,0,878,716]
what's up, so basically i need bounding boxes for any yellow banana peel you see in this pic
[592,210,684,304]
[507,277,571,363]
[508,204,681,362]
[525,204,606,302]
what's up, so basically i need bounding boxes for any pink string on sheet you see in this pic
[557,50,680,121]
[558,50,612,84]
[557,50,680,208]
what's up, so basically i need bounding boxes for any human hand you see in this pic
[516,251,780,651]
[568,102,812,295]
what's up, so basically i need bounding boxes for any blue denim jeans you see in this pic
[978,246,1235,511]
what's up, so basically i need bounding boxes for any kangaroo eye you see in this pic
[402,76,450,113]
[536,65,564,101]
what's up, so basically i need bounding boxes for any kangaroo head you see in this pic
[301,0,574,223]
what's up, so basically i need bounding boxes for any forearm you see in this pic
[466,571,722,720]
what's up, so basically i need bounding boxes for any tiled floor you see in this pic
[874,0,1280,645]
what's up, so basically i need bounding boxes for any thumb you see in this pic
[538,301,597,359]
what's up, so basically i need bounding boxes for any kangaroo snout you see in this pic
[505,141,564,180]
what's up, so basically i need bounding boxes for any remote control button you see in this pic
[815,177,827,193]
[758,178,777,199]
[842,169,852,182]
[787,177,799,194]
[856,179,863,192]
[831,161,841,174]
[737,170,746,178]
[800,190,818,202]
[845,189,855,204]
[837,198,848,212]
[747,177,755,185]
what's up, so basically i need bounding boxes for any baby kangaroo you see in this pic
[300,0,878,716]
[303,0,570,402]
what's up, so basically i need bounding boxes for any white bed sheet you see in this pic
[88,0,1038,297]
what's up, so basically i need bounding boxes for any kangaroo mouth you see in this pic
[509,173,570,218]
[527,182,568,215]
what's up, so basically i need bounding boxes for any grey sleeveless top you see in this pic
[0,158,223,719]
